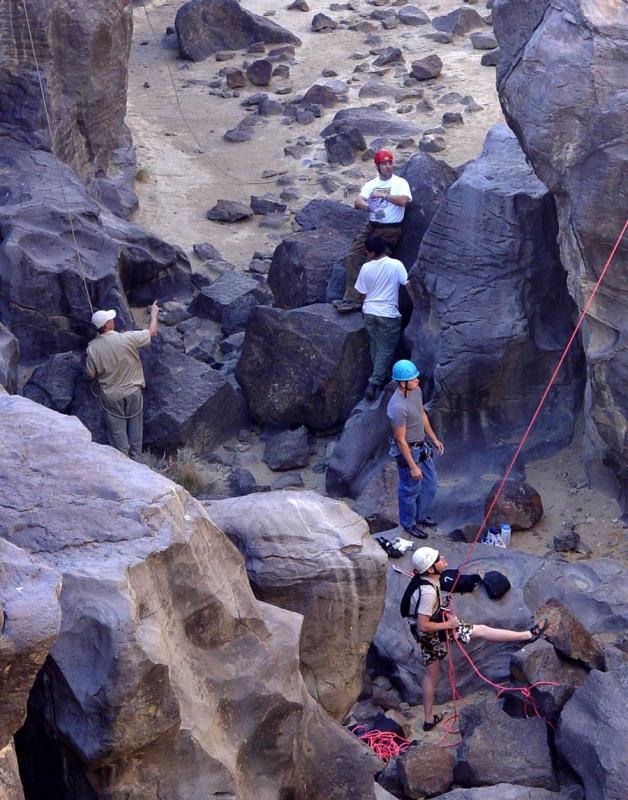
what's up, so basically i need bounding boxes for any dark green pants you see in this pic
[101,388,143,458]
[363,313,402,386]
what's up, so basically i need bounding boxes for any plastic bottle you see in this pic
[500,523,511,547]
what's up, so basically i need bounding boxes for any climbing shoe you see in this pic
[529,618,549,643]
[403,525,428,540]
[364,382,380,401]
[423,713,444,732]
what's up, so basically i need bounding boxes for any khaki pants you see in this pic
[343,222,403,303]
[101,388,144,458]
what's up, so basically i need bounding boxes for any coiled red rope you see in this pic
[352,725,414,761]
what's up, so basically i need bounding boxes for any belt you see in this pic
[408,440,424,448]
[370,221,402,228]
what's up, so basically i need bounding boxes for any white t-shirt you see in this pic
[360,174,412,224]
[410,581,439,619]
[355,256,408,318]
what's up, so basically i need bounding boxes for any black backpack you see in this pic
[482,570,511,599]
[439,569,482,594]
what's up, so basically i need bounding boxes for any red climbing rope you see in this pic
[352,725,414,761]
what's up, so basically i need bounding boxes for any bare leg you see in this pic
[422,659,441,722]
[470,624,532,643]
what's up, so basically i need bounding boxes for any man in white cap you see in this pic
[86,301,160,459]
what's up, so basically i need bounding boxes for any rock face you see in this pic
[1,394,380,799]
[0,140,193,362]
[0,0,133,184]
[494,0,628,504]
[556,665,628,800]
[534,598,605,671]
[0,324,19,393]
[295,199,365,241]
[176,0,301,61]
[0,535,62,759]
[235,303,372,430]
[0,742,25,800]
[268,229,354,308]
[407,125,584,520]
[206,491,387,718]
[435,786,560,800]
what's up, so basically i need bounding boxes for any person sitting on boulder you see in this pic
[86,302,159,460]
[334,149,411,314]
[404,547,549,732]
[387,359,443,539]
[355,235,415,400]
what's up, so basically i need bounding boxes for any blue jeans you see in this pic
[397,453,438,530]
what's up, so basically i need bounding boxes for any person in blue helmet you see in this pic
[387,359,444,538]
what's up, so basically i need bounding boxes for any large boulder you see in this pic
[295,199,366,241]
[0,324,19,393]
[0,140,192,362]
[454,702,556,789]
[494,0,628,504]
[1,394,380,799]
[556,665,628,800]
[175,0,301,61]
[0,536,61,753]
[206,491,387,718]
[321,107,421,139]
[407,125,584,523]
[435,786,561,800]
[268,229,353,309]
[189,272,273,335]
[235,303,372,430]
[534,598,605,671]
[0,742,24,800]
[432,7,485,36]
[395,153,458,272]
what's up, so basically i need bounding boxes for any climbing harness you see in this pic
[138,0,282,186]
[19,0,94,316]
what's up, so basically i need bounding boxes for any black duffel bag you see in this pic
[482,570,511,600]
[440,569,482,594]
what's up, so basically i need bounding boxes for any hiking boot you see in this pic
[403,525,428,540]
[335,300,361,314]
[364,382,379,401]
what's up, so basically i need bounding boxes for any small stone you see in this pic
[241,92,268,107]
[399,5,430,26]
[287,0,309,9]
[461,94,483,112]
[416,97,435,112]
[246,59,273,87]
[259,99,284,115]
[397,103,413,114]
[215,51,236,61]
[419,134,446,152]
[206,199,253,222]
[312,13,338,31]
[553,530,581,553]
[193,242,223,260]
[143,81,150,89]
[481,47,501,66]
[270,473,305,490]
[471,30,499,50]
[382,17,399,30]
[303,84,338,107]
[442,111,464,125]
[426,31,454,43]
[224,67,246,89]
[250,195,288,215]
[247,41,266,53]
[411,53,443,80]
[321,68,338,77]
[372,46,404,66]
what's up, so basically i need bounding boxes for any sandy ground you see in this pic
[125,2,624,561]
[127,0,503,265]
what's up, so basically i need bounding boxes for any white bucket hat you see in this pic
[91,309,116,329]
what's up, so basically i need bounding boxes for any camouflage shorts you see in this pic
[410,622,474,665]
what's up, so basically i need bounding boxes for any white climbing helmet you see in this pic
[412,547,440,574]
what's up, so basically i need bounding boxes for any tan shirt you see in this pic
[86,330,151,401]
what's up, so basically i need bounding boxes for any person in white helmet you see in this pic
[86,302,160,459]
[406,547,548,732]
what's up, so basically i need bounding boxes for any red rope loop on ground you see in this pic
[353,726,414,762]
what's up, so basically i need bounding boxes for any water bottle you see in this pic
[500,523,511,547]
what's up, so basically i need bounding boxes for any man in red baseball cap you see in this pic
[334,149,412,313]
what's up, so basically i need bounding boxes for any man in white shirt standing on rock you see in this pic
[355,235,415,400]
[86,302,159,459]
[335,149,412,314]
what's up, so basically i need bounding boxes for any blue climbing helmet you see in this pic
[392,359,420,382]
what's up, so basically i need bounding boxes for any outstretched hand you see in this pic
[432,437,445,456]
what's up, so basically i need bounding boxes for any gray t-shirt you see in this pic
[387,387,425,443]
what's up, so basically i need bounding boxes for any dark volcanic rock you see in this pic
[481,48,500,67]
[321,107,421,138]
[407,125,584,518]
[268,229,354,309]
[0,324,19,393]
[295,199,366,241]
[454,702,556,789]
[176,0,300,61]
[263,426,310,470]
[411,54,443,80]
[246,59,273,87]
[534,598,605,671]
[189,272,272,335]
[556,665,628,800]
[206,198,253,221]
[250,195,288,215]
[432,7,485,35]
[235,304,371,429]
[471,31,498,50]
[325,131,366,166]
[302,84,338,108]
[484,479,543,531]
[494,0,628,504]
[0,140,192,363]
[311,13,338,32]
[399,6,430,26]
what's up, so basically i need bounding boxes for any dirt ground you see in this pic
[126,1,624,562]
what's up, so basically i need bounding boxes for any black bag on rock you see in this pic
[439,569,482,594]
[482,570,511,599]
